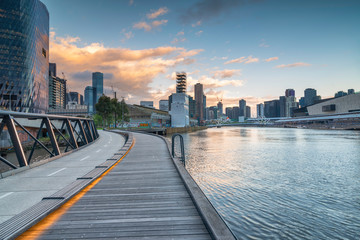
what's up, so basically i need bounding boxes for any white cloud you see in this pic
[147,7,169,19]
[224,56,259,65]
[212,69,241,79]
[264,57,278,62]
[275,62,311,68]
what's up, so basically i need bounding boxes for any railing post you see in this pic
[85,120,94,142]
[3,115,27,167]
[171,133,185,166]
[44,117,60,156]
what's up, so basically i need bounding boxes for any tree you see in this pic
[95,95,112,127]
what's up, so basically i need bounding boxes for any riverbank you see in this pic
[166,125,207,134]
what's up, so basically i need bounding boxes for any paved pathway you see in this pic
[0,130,125,224]
[20,132,212,239]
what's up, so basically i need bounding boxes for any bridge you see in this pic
[0,113,235,239]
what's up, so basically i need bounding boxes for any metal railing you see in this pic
[0,110,99,170]
[171,133,185,166]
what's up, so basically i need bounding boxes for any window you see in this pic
[42,48,46,58]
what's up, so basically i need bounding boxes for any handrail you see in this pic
[171,133,185,166]
[0,111,99,170]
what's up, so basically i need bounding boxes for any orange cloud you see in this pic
[212,69,241,79]
[224,55,259,65]
[133,19,168,31]
[147,7,168,19]
[275,62,311,68]
[264,57,278,62]
[49,32,202,102]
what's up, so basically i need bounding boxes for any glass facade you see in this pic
[92,72,103,103]
[0,0,49,113]
[84,86,94,114]
[49,76,66,109]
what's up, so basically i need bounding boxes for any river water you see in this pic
[175,127,360,239]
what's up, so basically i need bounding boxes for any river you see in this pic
[173,127,360,239]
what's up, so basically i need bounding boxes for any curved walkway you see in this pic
[0,130,125,224]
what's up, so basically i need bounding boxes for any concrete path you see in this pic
[20,132,213,239]
[0,130,125,224]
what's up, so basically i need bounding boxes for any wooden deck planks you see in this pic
[35,133,212,240]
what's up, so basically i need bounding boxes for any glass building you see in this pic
[84,86,95,114]
[0,0,49,113]
[92,72,103,103]
[49,76,66,110]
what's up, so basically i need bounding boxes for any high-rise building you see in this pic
[92,72,103,103]
[84,86,95,114]
[239,99,246,116]
[188,96,196,118]
[285,96,298,117]
[170,93,189,127]
[49,63,56,77]
[176,72,186,93]
[246,106,251,118]
[285,89,295,97]
[209,106,218,119]
[304,88,317,106]
[264,100,280,118]
[203,95,207,120]
[279,96,286,117]
[226,107,233,119]
[49,76,66,110]
[348,89,355,95]
[256,103,264,118]
[68,92,83,105]
[0,0,49,113]
[159,100,169,111]
[195,83,204,122]
[232,107,240,120]
[217,101,223,116]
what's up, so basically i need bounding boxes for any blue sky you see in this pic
[42,0,360,110]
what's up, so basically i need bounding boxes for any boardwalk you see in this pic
[17,132,229,239]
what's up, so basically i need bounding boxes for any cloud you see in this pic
[224,55,259,64]
[147,7,168,19]
[195,30,203,36]
[264,57,278,62]
[191,21,202,27]
[171,37,186,44]
[176,31,184,36]
[212,69,241,78]
[133,20,168,31]
[49,32,202,102]
[275,62,311,68]
[121,30,134,42]
[129,0,134,6]
[210,56,228,61]
[180,0,245,24]
[259,39,270,48]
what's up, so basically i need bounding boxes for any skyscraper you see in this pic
[285,89,295,97]
[176,72,186,93]
[217,101,223,116]
[256,103,264,118]
[92,72,103,103]
[84,86,95,114]
[0,0,49,113]
[239,99,246,116]
[246,106,251,118]
[304,88,317,106]
[195,83,204,122]
[49,76,66,110]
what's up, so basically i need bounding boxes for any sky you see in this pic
[41,0,360,113]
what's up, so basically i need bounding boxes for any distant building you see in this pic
[279,96,286,117]
[285,96,299,117]
[68,92,83,105]
[217,101,223,116]
[203,95,207,120]
[168,95,173,111]
[226,107,233,119]
[49,63,56,77]
[264,99,280,118]
[140,101,154,108]
[246,106,251,118]
[304,88,320,106]
[0,0,49,113]
[334,91,347,98]
[127,104,170,128]
[170,93,189,127]
[49,76,66,110]
[232,106,240,120]
[176,72,186,93]
[348,89,355,95]
[257,103,264,118]
[209,106,218,119]
[92,72,103,103]
[239,99,246,116]
[285,89,295,97]
[195,83,204,122]
[159,100,169,111]
[188,96,196,118]
[84,86,95,114]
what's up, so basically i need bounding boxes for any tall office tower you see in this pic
[84,86,95,114]
[246,106,251,118]
[195,83,204,122]
[188,96,196,118]
[203,95,207,120]
[159,100,169,111]
[68,92,83,105]
[226,107,233,119]
[176,72,186,93]
[264,99,280,118]
[232,107,240,120]
[0,0,49,113]
[217,101,223,116]
[285,96,298,117]
[348,89,355,95]
[279,96,286,117]
[49,63,56,77]
[49,76,66,109]
[256,103,264,118]
[92,72,104,103]
[304,88,317,106]
[239,99,246,116]
[209,106,218,119]
[285,89,295,97]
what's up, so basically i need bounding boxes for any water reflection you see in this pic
[173,127,360,239]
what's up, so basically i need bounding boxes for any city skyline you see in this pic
[42,0,360,110]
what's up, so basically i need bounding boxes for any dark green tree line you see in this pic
[94,95,129,128]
